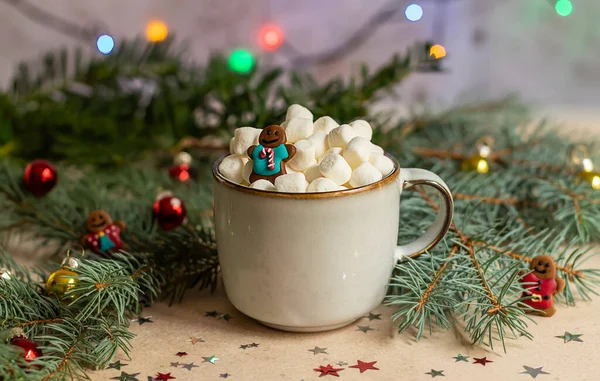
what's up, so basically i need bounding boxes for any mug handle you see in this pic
[394,168,454,261]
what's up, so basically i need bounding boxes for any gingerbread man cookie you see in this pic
[81,210,126,257]
[519,255,565,317]
[247,125,296,184]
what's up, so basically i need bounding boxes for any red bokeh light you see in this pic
[259,24,284,51]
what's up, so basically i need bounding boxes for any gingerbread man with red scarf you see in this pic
[520,255,565,317]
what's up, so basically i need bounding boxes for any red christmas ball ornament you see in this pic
[259,24,284,51]
[153,195,187,230]
[23,160,58,197]
[10,336,43,361]
[168,163,193,182]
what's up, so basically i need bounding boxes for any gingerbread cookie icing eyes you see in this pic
[246,125,296,184]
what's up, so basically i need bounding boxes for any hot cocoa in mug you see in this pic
[212,107,454,332]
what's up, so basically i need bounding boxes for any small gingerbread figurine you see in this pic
[519,255,565,317]
[81,210,126,257]
[247,125,296,184]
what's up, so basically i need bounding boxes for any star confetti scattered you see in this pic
[473,357,493,366]
[520,365,550,378]
[356,325,374,333]
[108,360,128,370]
[133,316,153,325]
[248,342,259,348]
[335,361,348,366]
[314,364,344,377]
[425,369,445,378]
[555,331,583,343]
[308,346,328,355]
[204,310,219,317]
[110,372,140,381]
[188,336,205,345]
[169,362,180,368]
[175,352,187,357]
[219,374,230,379]
[365,312,381,321]
[349,360,379,373]
[453,354,469,363]
[155,373,176,381]
[202,355,220,364]
[181,362,199,371]
[219,314,233,321]
[239,344,248,349]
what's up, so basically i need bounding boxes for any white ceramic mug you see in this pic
[212,154,453,332]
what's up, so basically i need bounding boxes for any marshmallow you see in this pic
[369,154,395,176]
[304,164,322,183]
[288,140,317,171]
[286,104,313,121]
[242,160,253,183]
[350,120,373,141]
[218,155,245,183]
[349,162,383,188]
[319,153,352,185]
[319,147,342,160]
[307,177,343,192]
[250,179,277,191]
[274,173,309,193]
[230,127,261,156]
[343,137,373,168]
[313,116,339,134]
[371,143,384,155]
[284,118,314,143]
[327,124,358,148]
[307,131,329,158]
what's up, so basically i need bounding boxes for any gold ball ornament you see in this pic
[569,145,600,190]
[45,257,80,300]
[461,155,490,174]
[577,170,600,190]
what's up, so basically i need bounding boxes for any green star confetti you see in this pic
[365,312,381,321]
[219,314,233,321]
[308,346,328,355]
[169,362,180,367]
[182,362,199,371]
[110,372,140,381]
[202,355,220,364]
[520,365,550,378]
[204,311,219,317]
[555,332,583,343]
[356,325,374,333]
[453,354,469,363]
[133,316,153,325]
[108,360,128,370]
[425,369,444,378]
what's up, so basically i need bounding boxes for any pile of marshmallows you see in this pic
[219,104,394,193]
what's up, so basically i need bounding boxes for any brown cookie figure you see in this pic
[247,125,296,184]
[81,210,126,256]
[519,255,565,317]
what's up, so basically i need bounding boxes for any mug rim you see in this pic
[212,153,401,199]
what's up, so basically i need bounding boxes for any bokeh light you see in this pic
[429,44,446,59]
[405,4,423,22]
[555,0,573,17]
[259,24,284,51]
[228,49,255,74]
[146,20,169,42]
[96,34,115,55]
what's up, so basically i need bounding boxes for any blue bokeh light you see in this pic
[96,34,115,55]
[405,4,424,22]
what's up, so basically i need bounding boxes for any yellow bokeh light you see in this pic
[429,44,446,59]
[146,20,168,42]
[592,175,600,190]
[476,159,489,174]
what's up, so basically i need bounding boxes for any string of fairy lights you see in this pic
[3,0,576,75]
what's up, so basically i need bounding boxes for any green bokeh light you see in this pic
[228,49,255,74]
[555,0,573,17]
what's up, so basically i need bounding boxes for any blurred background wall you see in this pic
[0,0,598,112]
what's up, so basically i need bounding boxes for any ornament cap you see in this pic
[8,327,25,340]
[61,256,80,269]
[174,151,192,166]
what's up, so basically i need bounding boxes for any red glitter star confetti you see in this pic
[314,364,344,377]
[473,357,493,366]
[175,352,187,357]
[349,360,379,373]
[155,372,176,380]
